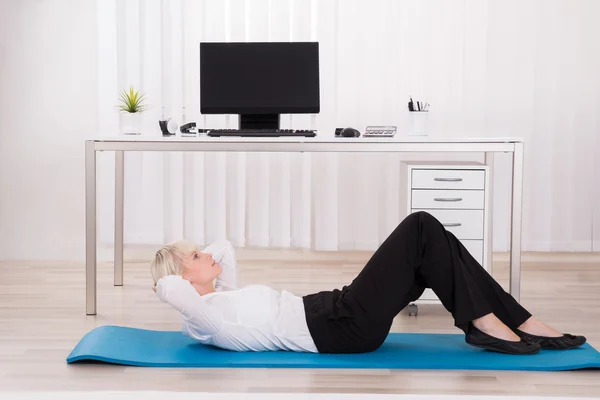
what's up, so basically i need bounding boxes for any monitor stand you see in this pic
[239,114,280,130]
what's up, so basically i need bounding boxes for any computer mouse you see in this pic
[341,127,360,137]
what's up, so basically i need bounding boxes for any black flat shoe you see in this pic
[465,324,541,355]
[515,330,586,350]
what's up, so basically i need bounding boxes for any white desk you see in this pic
[85,136,524,315]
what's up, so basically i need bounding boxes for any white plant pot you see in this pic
[121,112,142,135]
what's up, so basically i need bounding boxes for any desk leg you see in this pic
[85,141,97,315]
[114,151,124,286]
[485,152,494,275]
[510,143,524,301]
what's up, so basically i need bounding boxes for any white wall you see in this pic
[1,0,599,261]
[0,0,97,260]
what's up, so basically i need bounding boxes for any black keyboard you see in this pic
[206,129,316,137]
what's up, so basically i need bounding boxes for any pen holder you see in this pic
[408,111,429,136]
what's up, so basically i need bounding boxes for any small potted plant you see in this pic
[117,86,148,135]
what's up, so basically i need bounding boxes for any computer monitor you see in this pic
[200,42,320,130]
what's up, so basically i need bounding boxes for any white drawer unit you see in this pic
[411,209,484,240]
[412,169,485,190]
[411,189,485,210]
[407,164,491,310]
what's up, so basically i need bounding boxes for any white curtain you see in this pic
[96,0,600,252]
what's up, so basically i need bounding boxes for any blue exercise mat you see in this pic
[67,325,600,371]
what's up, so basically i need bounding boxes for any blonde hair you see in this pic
[150,239,198,284]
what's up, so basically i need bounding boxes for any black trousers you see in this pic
[303,211,532,354]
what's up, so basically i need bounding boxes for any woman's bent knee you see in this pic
[408,211,437,225]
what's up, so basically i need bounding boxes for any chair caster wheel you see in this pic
[408,303,418,316]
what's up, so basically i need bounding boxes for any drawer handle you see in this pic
[434,178,463,182]
[434,197,463,202]
[442,223,462,227]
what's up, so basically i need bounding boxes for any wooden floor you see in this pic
[0,249,599,396]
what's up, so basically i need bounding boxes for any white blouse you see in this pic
[155,240,318,353]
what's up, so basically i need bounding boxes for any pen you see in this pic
[408,97,430,112]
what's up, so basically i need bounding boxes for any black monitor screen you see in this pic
[200,42,320,114]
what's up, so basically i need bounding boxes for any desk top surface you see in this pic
[90,135,524,144]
